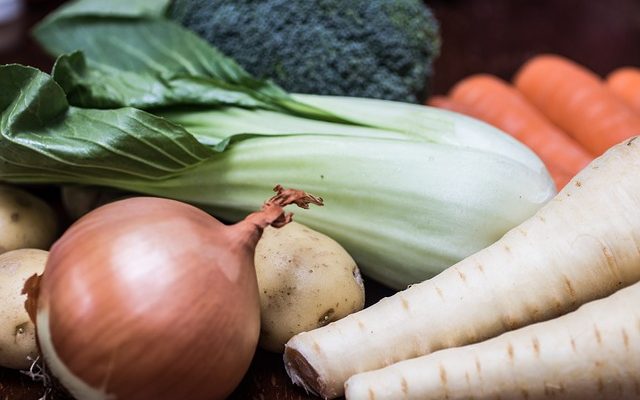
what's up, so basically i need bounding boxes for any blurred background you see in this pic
[432,0,640,93]
[1,0,639,95]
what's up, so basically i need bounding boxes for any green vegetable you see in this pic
[36,0,171,22]
[37,19,300,112]
[170,0,440,103]
[0,64,214,182]
[0,4,556,288]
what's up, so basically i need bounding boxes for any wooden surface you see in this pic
[1,0,639,399]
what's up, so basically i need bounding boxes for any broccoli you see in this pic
[168,0,441,103]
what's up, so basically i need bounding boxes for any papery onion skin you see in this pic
[25,187,322,400]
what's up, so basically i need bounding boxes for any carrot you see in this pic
[514,54,640,156]
[607,67,640,114]
[284,136,640,399]
[345,281,640,400]
[429,75,593,189]
[427,95,475,115]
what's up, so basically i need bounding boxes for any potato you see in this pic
[0,185,57,253]
[0,249,48,369]
[255,222,365,352]
[61,185,129,220]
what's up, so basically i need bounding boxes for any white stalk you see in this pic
[131,133,554,288]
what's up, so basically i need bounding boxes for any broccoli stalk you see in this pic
[169,0,441,103]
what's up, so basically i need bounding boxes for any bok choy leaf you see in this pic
[0,64,213,182]
[35,0,172,24]
[38,16,335,120]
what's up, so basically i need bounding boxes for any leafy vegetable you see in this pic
[0,2,556,288]
[35,0,171,24]
[42,21,298,113]
[0,62,555,288]
[0,64,213,182]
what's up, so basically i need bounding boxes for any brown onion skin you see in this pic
[29,190,321,400]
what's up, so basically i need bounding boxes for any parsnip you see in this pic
[284,137,640,399]
[345,280,640,400]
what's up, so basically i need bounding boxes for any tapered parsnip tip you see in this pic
[284,346,329,399]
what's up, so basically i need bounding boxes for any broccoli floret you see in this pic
[169,0,440,103]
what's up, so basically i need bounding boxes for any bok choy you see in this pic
[0,3,556,288]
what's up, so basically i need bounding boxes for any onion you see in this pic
[23,185,322,400]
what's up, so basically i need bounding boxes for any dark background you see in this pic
[431,0,640,92]
[0,0,638,399]
[2,0,640,94]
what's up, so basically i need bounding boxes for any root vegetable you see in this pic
[345,280,640,400]
[284,137,640,399]
[0,249,48,369]
[514,54,640,156]
[23,186,322,400]
[255,222,365,352]
[427,95,473,115]
[61,185,129,220]
[606,67,640,114]
[0,186,57,254]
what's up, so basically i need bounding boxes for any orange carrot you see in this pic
[427,76,592,189]
[513,54,640,156]
[427,95,474,115]
[606,67,640,114]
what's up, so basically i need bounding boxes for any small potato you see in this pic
[61,185,129,220]
[0,186,57,253]
[0,249,48,369]
[255,222,365,352]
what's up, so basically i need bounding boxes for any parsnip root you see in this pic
[345,280,640,399]
[284,137,640,399]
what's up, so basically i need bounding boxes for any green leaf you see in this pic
[35,3,342,120]
[52,51,270,110]
[36,0,171,27]
[0,64,214,182]
[37,17,297,111]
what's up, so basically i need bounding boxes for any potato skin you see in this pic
[0,186,57,254]
[255,222,365,352]
[0,249,48,369]
[61,185,129,220]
